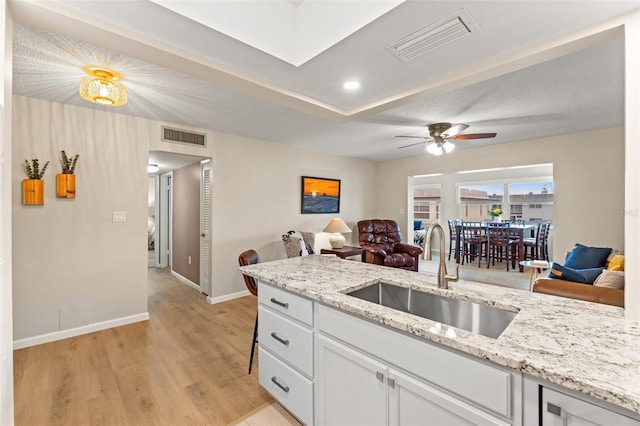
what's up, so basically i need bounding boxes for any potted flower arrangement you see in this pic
[23,158,50,205]
[57,150,79,199]
[488,207,503,222]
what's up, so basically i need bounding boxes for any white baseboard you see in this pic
[13,312,150,350]
[171,270,200,291]
[207,289,250,304]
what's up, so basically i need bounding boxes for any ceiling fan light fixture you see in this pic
[79,66,127,106]
[426,142,442,155]
[442,141,455,153]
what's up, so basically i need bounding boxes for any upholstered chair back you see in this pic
[358,219,403,252]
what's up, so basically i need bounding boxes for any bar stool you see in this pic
[238,249,259,374]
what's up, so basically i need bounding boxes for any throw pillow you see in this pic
[607,254,625,271]
[594,269,625,289]
[286,230,309,256]
[548,263,603,284]
[564,243,612,269]
[413,220,422,231]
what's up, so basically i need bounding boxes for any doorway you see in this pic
[148,176,159,267]
[148,151,212,295]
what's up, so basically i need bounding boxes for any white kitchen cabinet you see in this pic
[258,281,314,425]
[316,335,387,426]
[317,332,509,426]
[541,386,639,426]
[388,368,510,426]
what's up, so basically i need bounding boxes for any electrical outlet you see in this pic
[112,211,126,222]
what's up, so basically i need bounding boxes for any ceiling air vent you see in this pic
[387,9,479,63]
[162,126,206,147]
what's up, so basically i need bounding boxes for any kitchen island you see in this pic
[240,255,640,424]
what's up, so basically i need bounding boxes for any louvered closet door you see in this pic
[200,160,212,296]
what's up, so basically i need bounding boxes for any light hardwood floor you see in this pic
[14,267,276,425]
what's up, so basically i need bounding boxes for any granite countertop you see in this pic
[240,255,640,415]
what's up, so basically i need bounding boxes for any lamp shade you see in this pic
[323,218,351,234]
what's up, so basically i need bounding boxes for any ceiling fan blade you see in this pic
[395,135,429,139]
[441,123,469,138]
[398,141,426,149]
[449,132,497,140]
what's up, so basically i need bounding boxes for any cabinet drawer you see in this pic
[258,282,313,326]
[319,304,512,418]
[259,306,313,377]
[259,347,313,426]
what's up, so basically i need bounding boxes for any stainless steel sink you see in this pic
[347,282,517,338]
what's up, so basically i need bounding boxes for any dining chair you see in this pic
[238,249,260,374]
[460,221,486,266]
[447,219,460,261]
[524,221,551,261]
[486,222,518,270]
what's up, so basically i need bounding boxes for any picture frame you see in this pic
[301,176,341,214]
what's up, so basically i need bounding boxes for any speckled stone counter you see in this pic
[240,255,640,415]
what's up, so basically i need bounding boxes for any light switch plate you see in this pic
[113,211,126,222]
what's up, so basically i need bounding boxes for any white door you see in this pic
[316,335,388,426]
[542,387,639,426]
[158,172,172,268]
[199,160,212,296]
[388,368,509,426]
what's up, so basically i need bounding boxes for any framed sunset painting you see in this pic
[301,176,340,214]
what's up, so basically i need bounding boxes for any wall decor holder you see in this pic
[23,179,44,205]
[56,174,76,198]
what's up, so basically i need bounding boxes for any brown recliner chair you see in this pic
[358,219,422,272]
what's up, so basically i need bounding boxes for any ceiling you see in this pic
[9,1,638,162]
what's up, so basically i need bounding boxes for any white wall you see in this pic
[0,3,13,424]
[12,96,150,341]
[149,125,376,300]
[12,96,377,342]
[376,127,625,264]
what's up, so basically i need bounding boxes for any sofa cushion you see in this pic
[594,269,625,289]
[548,263,603,284]
[564,243,611,269]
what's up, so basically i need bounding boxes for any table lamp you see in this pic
[323,218,352,249]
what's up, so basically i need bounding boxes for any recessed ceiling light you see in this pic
[343,81,360,90]
[148,164,159,173]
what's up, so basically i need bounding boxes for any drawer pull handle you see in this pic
[547,402,562,417]
[270,332,290,346]
[271,376,290,393]
[270,298,289,308]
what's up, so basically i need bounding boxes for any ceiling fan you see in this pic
[396,122,497,155]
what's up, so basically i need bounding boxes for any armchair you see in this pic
[282,231,315,258]
[357,219,422,272]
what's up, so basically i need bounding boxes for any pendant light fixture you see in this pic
[79,66,127,106]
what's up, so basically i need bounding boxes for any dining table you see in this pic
[454,222,536,272]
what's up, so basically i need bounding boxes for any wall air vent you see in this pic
[387,9,479,63]
[162,126,206,147]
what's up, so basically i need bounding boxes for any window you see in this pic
[458,184,503,221]
[509,182,553,224]
[457,180,553,223]
[414,185,441,221]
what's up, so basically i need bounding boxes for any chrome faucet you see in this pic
[424,223,459,289]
